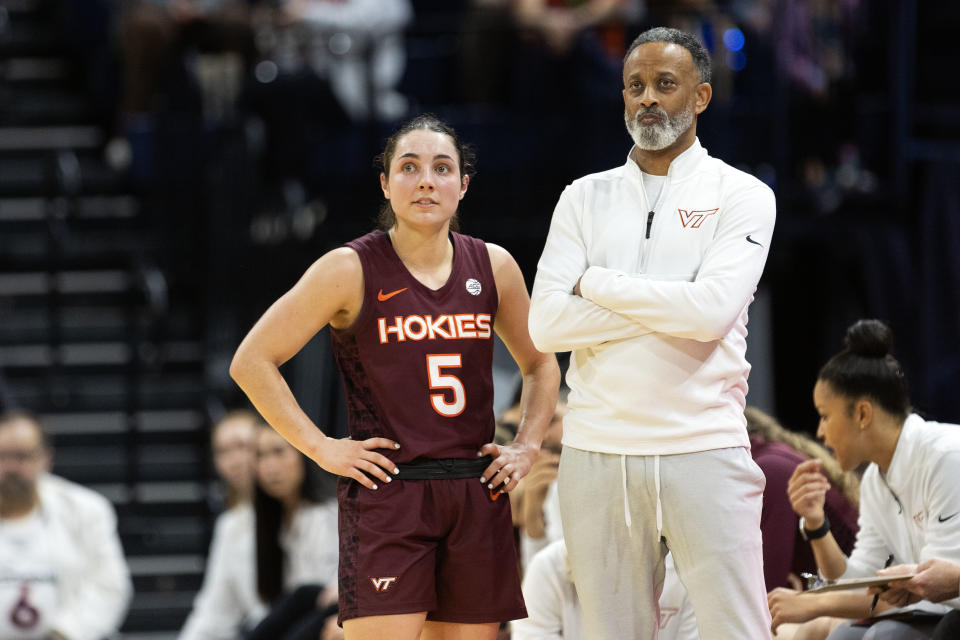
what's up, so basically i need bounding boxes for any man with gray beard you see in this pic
[529,27,777,640]
[0,412,131,640]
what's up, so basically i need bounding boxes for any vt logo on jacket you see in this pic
[677,208,719,229]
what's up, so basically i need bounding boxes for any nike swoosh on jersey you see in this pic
[746,235,763,247]
[938,512,959,523]
[377,287,408,302]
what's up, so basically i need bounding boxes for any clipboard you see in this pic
[804,573,917,594]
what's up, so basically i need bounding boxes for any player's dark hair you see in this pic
[254,435,331,603]
[625,27,712,84]
[374,113,476,232]
[817,319,911,420]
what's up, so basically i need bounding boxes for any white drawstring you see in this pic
[621,454,632,535]
[654,454,663,538]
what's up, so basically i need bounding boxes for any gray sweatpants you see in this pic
[558,446,770,640]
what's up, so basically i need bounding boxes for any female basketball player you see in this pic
[230,114,560,640]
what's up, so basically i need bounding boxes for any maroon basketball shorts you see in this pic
[336,475,526,624]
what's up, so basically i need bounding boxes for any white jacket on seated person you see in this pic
[178,499,338,640]
[0,473,132,640]
[512,540,699,640]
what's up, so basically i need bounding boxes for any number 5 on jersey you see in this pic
[426,354,465,417]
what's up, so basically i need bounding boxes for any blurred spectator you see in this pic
[278,0,413,121]
[745,406,860,591]
[514,0,633,57]
[179,411,257,638]
[509,0,634,116]
[108,0,412,174]
[735,0,872,214]
[242,0,411,187]
[0,411,132,640]
[106,0,259,170]
[512,540,698,640]
[509,399,566,568]
[178,422,338,639]
[207,409,257,512]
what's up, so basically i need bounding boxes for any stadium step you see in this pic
[0,2,222,636]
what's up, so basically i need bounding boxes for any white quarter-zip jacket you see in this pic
[843,414,960,611]
[529,139,776,454]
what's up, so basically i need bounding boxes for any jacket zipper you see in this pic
[640,176,668,272]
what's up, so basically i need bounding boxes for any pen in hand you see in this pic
[869,553,895,615]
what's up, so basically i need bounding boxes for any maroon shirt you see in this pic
[751,436,860,590]
[331,230,498,463]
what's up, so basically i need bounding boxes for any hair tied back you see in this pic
[844,319,893,358]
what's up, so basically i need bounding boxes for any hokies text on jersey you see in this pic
[377,313,492,344]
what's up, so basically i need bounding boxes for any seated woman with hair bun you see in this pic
[767,319,960,640]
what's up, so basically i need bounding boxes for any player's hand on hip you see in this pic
[787,459,830,524]
[477,441,539,494]
[315,436,400,490]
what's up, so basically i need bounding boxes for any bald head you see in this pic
[0,412,50,517]
[0,411,51,453]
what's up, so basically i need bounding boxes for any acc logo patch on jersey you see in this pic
[370,576,398,593]
[465,278,482,295]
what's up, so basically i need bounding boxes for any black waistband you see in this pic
[394,456,492,480]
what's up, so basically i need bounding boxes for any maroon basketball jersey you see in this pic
[330,230,498,462]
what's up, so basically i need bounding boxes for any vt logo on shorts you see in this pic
[370,576,398,592]
[677,208,719,229]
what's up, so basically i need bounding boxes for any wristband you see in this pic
[799,515,831,541]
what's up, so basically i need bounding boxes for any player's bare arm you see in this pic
[230,247,400,490]
[478,243,561,494]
